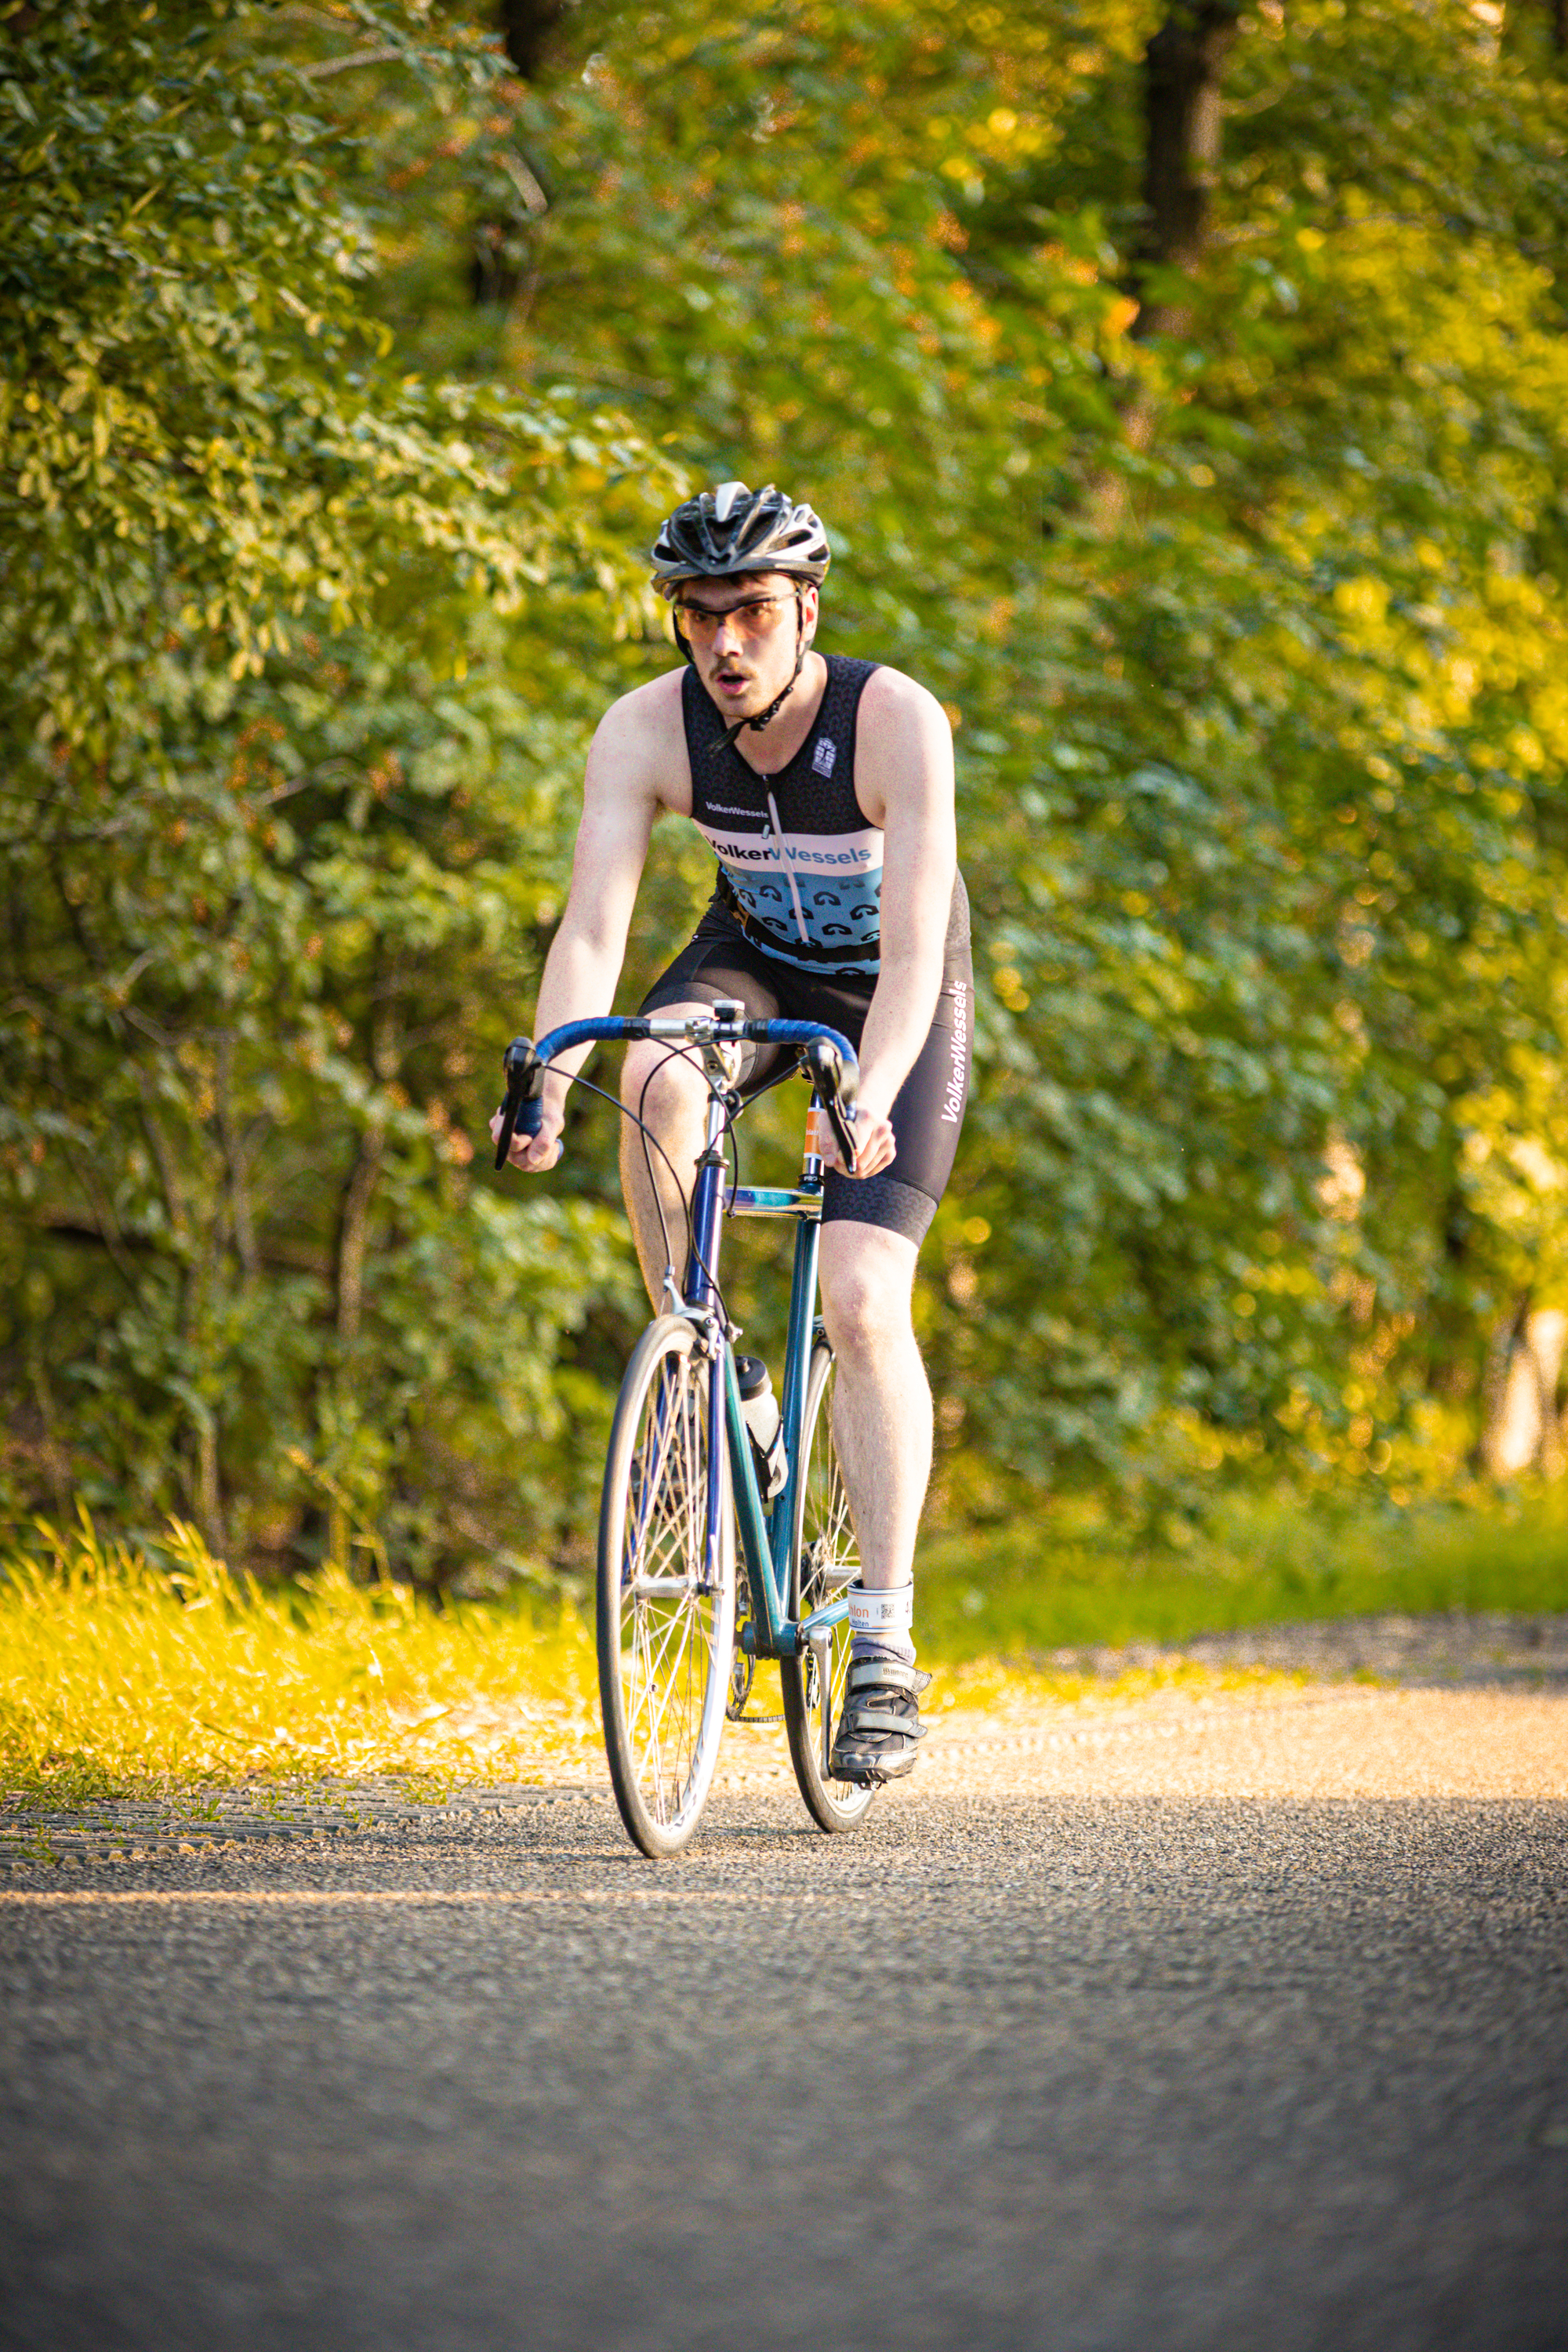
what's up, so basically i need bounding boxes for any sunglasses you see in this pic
[673,592,794,643]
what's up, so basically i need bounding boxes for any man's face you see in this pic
[673,572,818,719]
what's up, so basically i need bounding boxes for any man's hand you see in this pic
[820,1098,896,1181]
[488,1099,564,1172]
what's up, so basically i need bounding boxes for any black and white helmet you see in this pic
[651,481,830,597]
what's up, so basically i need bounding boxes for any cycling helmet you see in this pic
[651,481,830,596]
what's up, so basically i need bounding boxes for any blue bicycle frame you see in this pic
[512,1011,858,1664]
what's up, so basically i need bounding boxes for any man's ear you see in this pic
[800,583,820,644]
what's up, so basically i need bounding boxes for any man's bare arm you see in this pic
[492,681,675,1170]
[830,670,956,1179]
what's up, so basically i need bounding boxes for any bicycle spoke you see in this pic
[630,1611,685,1813]
[627,1372,684,1576]
[626,1370,697,1584]
[782,1344,875,1833]
[630,1609,670,1814]
[599,1324,732,1853]
[633,1599,710,1805]
[630,1598,694,1751]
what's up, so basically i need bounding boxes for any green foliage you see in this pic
[0,1,676,1570]
[6,0,1568,1576]
[485,0,1568,1516]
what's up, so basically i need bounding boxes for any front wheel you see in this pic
[597,1316,735,1857]
[780,1340,876,1834]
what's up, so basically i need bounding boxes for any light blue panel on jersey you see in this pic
[698,818,883,975]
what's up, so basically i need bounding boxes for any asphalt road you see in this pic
[2,1680,1566,2352]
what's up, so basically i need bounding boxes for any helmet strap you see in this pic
[719,589,807,749]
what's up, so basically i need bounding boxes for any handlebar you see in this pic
[493,1011,859,1174]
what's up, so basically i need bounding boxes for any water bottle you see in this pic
[735,1355,789,1501]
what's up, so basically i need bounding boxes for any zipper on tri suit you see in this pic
[766,788,810,946]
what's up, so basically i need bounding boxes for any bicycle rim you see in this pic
[781,1340,876,1833]
[597,1316,734,1857]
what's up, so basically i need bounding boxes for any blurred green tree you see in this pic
[7,0,1568,1578]
[479,0,1568,1518]
[0,0,675,1575]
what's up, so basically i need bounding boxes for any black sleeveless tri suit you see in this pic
[639,655,972,1244]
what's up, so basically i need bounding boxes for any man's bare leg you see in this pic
[817,1223,931,1593]
[619,1005,714,1305]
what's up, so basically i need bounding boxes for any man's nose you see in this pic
[711,611,745,653]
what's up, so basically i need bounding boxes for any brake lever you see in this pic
[801,1035,860,1178]
[494,1036,544,1170]
[824,1093,859,1178]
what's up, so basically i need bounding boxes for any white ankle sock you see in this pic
[851,1631,916,1668]
[847,1579,914,1669]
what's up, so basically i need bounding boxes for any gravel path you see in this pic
[2,1630,1565,2351]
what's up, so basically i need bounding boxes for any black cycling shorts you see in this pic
[637,909,972,1246]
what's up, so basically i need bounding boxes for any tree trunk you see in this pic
[1479,1299,1567,1478]
[1133,2,1243,340]
[1091,3,1242,528]
[473,5,563,303]
[498,0,567,78]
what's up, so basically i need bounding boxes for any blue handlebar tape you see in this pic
[530,1014,856,1074]
[752,1021,858,1070]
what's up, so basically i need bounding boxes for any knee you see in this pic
[621,1040,705,1131]
[820,1258,909,1366]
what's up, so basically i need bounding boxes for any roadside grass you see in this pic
[0,1515,598,1806]
[7,1490,1568,1802]
[916,1488,1568,1661]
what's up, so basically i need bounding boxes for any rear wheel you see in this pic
[781,1340,876,1833]
[597,1316,735,1857]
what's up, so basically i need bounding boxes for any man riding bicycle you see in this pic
[492,482,971,1783]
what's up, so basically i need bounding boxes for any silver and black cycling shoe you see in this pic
[829,1657,931,1785]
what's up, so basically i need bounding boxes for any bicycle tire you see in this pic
[780,1339,877,1834]
[597,1315,735,1857]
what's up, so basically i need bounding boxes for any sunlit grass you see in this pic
[918,1487,1568,1661]
[0,1514,599,1805]
[931,1652,1307,1713]
[9,1487,1568,1805]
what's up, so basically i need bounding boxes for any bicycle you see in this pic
[495,1000,877,1857]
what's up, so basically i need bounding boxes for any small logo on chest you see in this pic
[811,736,837,778]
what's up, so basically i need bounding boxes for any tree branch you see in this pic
[335,1122,384,1345]
[215,1031,260,1283]
[296,45,408,82]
